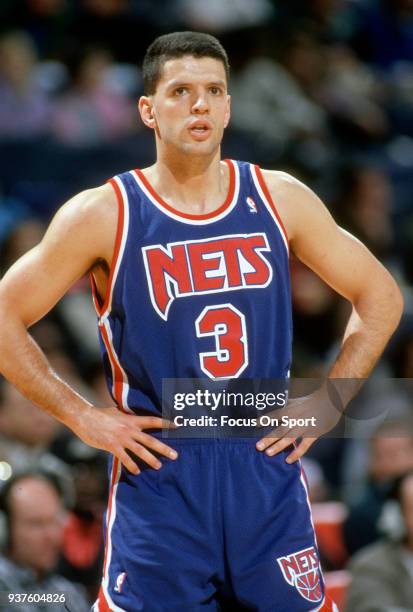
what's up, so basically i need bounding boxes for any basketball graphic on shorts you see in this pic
[295,570,323,602]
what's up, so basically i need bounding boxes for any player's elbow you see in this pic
[0,292,8,325]
[0,289,25,335]
[362,269,404,331]
[388,277,404,327]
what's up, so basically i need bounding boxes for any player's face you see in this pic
[139,55,230,157]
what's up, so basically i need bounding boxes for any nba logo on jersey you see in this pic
[114,572,127,593]
[246,196,258,213]
[277,546,323,603]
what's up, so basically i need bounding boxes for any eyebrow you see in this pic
[166,79,227,90]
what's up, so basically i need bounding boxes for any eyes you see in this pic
[174,86,188,96]
[173,85,224,96]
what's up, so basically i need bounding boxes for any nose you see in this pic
[191,89,209,114]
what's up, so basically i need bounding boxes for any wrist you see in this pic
[59,398,96,433]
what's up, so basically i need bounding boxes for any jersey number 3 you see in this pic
[195,304,248,379]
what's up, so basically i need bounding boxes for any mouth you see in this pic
[188,121,212,140]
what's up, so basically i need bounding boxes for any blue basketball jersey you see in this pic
[91,159,292,415]
[92,160,339,612]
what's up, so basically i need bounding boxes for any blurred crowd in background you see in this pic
[0,0,413,609]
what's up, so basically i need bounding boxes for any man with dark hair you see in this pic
[142,31,230,95]
[0,30,402,611]
[346,471,413,611]
[0,472,90,611]
[344,420,413,555]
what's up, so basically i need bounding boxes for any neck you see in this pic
[144,147,228,215]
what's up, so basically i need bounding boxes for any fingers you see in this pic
[139,416,177,430]
[256,426,288,449]
[258,436,297,457]
[138,431,178,460]
[125,441,163,471]
[256,420,317,464]
[286,437,316,463]
[116,429,179,474]
[119,449,141,475]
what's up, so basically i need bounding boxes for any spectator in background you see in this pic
[333,164,395,264]
[345,471,413,612]
[343,419,413,555]
[178,0,274,33]
[52,47,138,146]
[0,472,90,611]
[58,458,106,602]
[290,257,342,372]
[0,381,74,507]
[320,45,390,145]
[229,29,328,157]
[0,217,45,275]
[1,0,70,59]
[0,31,52,139]
[390,316,413,380]
[346,0,413,71]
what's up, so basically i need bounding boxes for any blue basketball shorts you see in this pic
[95,438,337,612]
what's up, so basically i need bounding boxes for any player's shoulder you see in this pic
[51,183,118,240]
[41,183,119,265]
[258,168,313,199]
[60,183,116,220]
[256,168,322,240]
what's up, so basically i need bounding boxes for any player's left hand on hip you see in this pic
[256,383,344,463]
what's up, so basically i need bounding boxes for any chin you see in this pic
[182,141,218,157]
[36,557,59,573]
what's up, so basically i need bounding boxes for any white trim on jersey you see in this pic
[299,465,331,612]
[100,317,133,414]
[249,164,289,254]
[130,159,240,225]
[100,175,130,320]
[100,460,126,612]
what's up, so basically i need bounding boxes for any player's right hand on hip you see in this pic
[71,406,178,474]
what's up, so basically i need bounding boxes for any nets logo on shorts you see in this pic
[277,546,323,603]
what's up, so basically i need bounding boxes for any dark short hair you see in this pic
[142,31,230,95]
[0,471,63,527]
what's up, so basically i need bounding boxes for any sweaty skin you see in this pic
[0,56,403,472]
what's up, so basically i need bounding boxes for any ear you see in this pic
[223,94,231,129]
[138,96,156,129]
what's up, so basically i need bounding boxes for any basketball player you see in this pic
[0,32,403,611]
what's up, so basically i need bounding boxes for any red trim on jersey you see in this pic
[91,178,125,317]
[99,322,128,413]
[97,587,112,612]
[254,165,289,246]
[90,274,103,313]
[298,466,338,612]
[134,159,235,220]
[97,456,120,612]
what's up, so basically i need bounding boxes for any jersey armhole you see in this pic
[89,177,127,319]
[251,164,289,253]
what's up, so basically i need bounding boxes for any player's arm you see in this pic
[268,171,403,378]
[257,170,403,459]
[0,186,177,473]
